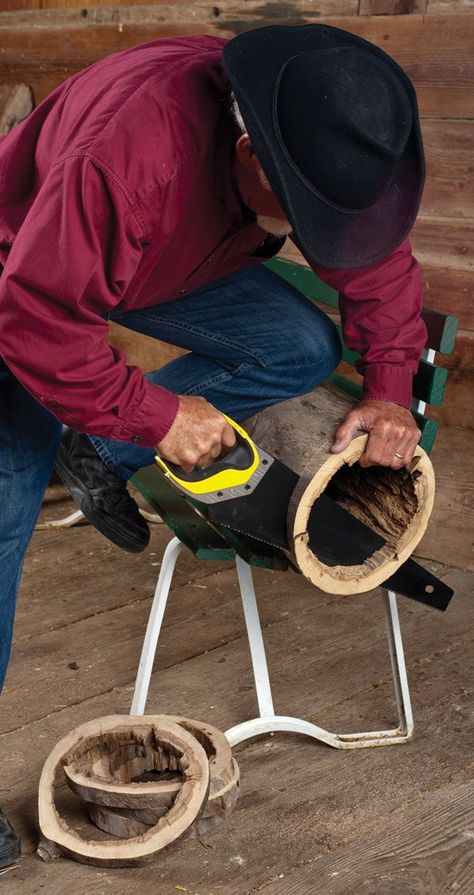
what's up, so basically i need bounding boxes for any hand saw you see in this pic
[156,416,453,612]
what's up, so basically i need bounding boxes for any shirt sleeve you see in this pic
[312,238,427,408]
[0,155,179,447]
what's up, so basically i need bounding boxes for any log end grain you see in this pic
[247,385,436,595]
[290,436,435,595]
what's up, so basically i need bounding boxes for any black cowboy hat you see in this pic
[223,24,425,270]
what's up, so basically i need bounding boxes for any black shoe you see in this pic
[54,428,150,553]
[0,808,21,869]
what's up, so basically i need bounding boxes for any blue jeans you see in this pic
[91,265,341,478]
[0,263,340,691]
[0,358,62,690]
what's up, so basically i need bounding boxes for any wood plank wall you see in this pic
[1,0,473,12]
[0,3,472,428]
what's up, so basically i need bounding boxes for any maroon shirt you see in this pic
[0,36,426,448]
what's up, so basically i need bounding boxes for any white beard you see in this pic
[256,215,293,237]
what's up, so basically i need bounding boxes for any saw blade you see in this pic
[207,458,453,611]
[208,457,385,563]
[384,558,453,611]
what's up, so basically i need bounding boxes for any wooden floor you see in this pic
[1,427,473,894]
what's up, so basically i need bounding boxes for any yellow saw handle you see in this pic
[155,415,267,502]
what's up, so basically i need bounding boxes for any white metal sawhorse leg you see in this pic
[130,535,413,749]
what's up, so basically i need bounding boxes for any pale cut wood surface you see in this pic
[86,756,240,840]
[107,322,185,382]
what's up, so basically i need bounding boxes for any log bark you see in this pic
[245,383,435,595]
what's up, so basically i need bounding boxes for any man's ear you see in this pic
[235,133,258,169]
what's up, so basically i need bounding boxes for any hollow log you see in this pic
[244,383,435,595]
[79,717,239,840]
[37,716,210,867]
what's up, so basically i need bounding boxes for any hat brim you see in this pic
[223,25,425,270]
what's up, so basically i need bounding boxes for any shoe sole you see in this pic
[54,448,149,554]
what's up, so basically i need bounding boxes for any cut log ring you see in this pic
[37,716,210,867]
[81,717,239,840]
[64,715,233,810]
[86,803,151,840]
[63,754,182,810]
[246,383,435,595]
[86,758,240,841]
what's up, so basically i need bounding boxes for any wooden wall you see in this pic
[1,0,471,13]
[0,3,472,428]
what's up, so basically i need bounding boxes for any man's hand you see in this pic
[331,399,421,469]
[157,395,236,472]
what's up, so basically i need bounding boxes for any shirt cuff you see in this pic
[121,380,180,447]
[362,364,414,409]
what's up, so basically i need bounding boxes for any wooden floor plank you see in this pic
[1,561,472,891]
[4,517,469,735]
[1,597,473,893]
[14,491,232,643]
[259,776,474,894]
[0,428,472,893]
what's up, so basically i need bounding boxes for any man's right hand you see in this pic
[157,395,236,473]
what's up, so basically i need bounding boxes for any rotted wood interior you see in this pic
[324,464,419,545]
[56,714,239,846]
[38,716,211,866]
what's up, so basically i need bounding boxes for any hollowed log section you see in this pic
[85,758,240,841]
[37,716,211,867]
[246,384,435,595]
[64,716,239,840]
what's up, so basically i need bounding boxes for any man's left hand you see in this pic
[331,399,421,469]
